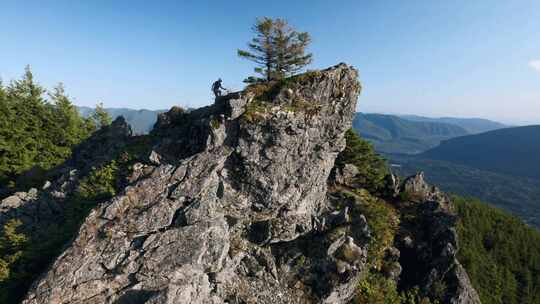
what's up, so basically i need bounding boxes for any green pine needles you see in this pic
[0,67,112,192]
[238,17,313,82]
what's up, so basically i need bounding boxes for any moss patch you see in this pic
[241,70,324,122]
[210,117,221,130]
[341,189,399,267]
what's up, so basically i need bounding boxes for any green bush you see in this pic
[241,70,323,122]
[351,189,399,267]
[76,161,119,200]
[356,271,401,304]
[336,129,389,194]
[0,219,27,283]
[356,272,439,304]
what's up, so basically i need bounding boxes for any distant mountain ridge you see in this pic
[420,125,540,180]
[353,113,470,154]
[390,124,540,228]
[77,106,165,134]
[399,115,508,134]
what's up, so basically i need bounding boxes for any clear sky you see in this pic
[1,0,539,124]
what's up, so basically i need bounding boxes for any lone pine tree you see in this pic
[238,17,313,82]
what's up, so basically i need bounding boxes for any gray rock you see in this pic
[148,150,162,165]
[397,173,481,304]
[0,116,133,256]
[334,236,367,266]
[386,172,401,197]
[401,172,444,202]
[383,261,402,281]
[15,64,481,304]
[23,64,364,304]
[334,163,359,186]
[41,181,51,190]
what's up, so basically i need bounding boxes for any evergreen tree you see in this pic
[49,83,93,150]
[4,66,47,181]
[238,17,312,82]
[0,67,96,191]
[0,83,11,185]
[91,102,112,129]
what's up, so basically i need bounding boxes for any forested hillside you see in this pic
[421,125,540,180]
[353,113,469,154]
[0,67,110,195]
[455,196,540,304]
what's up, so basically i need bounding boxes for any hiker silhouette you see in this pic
[212,78,227,97]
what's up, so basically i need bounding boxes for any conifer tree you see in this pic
[4,66,47,179]
[49,84,95,159]
[0,83,11,185]
[238,17,312,82]
[91,102,112,129]
[0,67,96,190]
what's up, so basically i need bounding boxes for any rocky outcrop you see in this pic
[401,172,444,202]
[22,64,365,304]
[6,64,482,304]
[396,172,481,304]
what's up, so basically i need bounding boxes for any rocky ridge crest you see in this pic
[22,64,367,304]
[0,64,481,303]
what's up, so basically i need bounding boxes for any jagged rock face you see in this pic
[396,173,480,304]
[23,64,363,304]
[401,172,444,202]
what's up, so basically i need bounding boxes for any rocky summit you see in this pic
[21,63,363,303]
[0,63,479,304]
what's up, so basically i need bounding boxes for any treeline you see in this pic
[455,196,540,304]
[0,66,111,192]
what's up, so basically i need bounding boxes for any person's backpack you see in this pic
[211,81,219,91]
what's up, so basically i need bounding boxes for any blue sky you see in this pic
[1,1,539,124]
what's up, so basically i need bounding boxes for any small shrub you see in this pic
[210,117,221,130]
[76,161,119,201]
[0,259,9,283]
[355,190,399,267]
[296,255,306,267]
[355,271,401,304]
[429,280,447,301]
[0,219,27,280]
[400,287,438,304]
[242,99,272,123]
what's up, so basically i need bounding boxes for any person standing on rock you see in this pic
[212,78,227,97]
